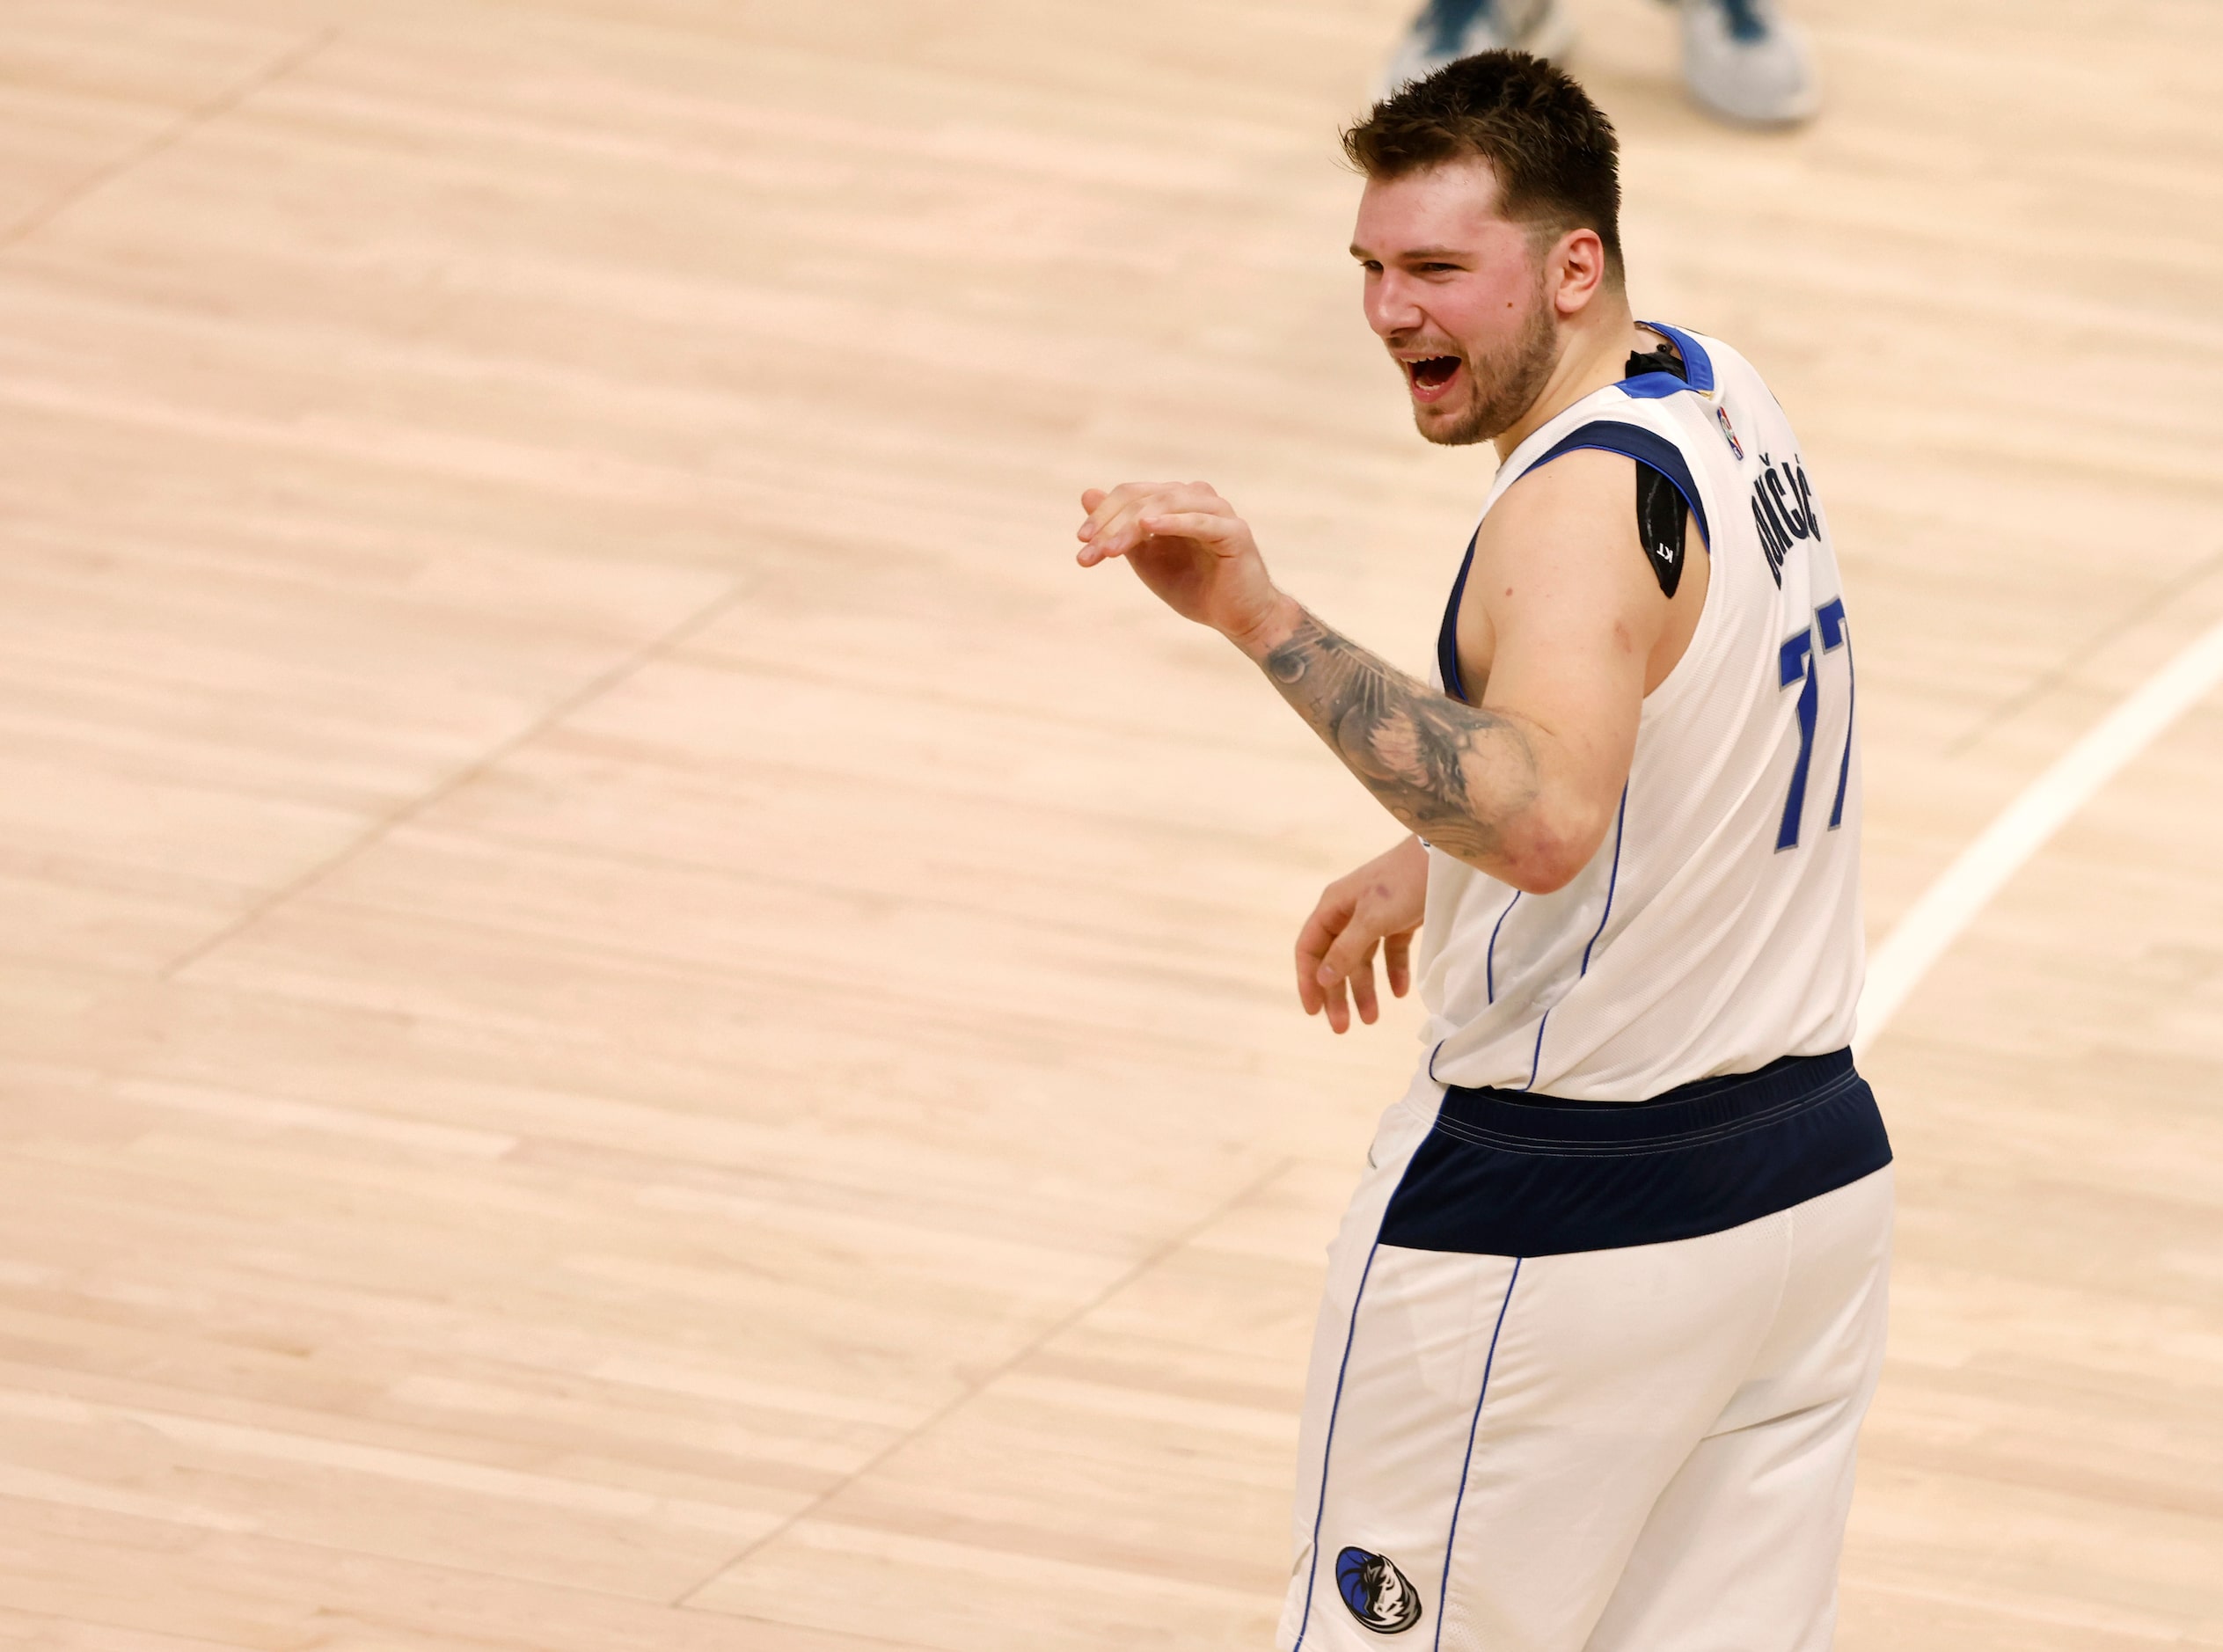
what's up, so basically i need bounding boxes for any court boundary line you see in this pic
[162,574,759,980]
[1948,545,2223,754]
[671,1156,1299,1611]
[0,26,341,253]
[1855,610,2223,1054]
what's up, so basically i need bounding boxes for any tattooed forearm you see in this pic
[1260,607,1540,866]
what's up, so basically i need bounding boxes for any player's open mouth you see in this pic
[1405,355,1463,404]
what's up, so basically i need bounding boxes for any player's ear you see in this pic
[1547,226,1608,317]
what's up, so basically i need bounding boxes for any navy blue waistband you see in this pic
[1379,1049,1890,1257]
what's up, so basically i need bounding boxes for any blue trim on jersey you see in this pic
[1433,1258,1521,1652]
[1378,1049,1892,1256]
[1634,319,1716,393]
[1484,890,1520,1005]
[1437,530,1480,705]
[1519,789,1627,1092]
[1577,789,1629,976]
[1291,1240,1384,1651]
[1530,422,1713,552]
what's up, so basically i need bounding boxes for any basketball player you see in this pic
[1074,54,1890,1652]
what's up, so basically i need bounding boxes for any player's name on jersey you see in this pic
[1751,450,1819,586]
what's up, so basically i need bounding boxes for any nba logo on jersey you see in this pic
[1716,401,1744,459]
[1335,1546,1423,1633]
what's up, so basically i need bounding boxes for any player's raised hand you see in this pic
[1296,836,1429,1034]
[1075,481,1291,648]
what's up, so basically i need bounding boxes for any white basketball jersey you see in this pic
[1415,323,1861,1102]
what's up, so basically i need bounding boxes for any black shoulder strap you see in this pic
[1634,463,1688,598]
[1621,344,1694,596]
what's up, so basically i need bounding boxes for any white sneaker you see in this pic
[1679,0,1821,125]
[1381,0,1579,97]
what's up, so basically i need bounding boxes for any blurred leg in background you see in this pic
[1382,0,1579,88]
[1679,0,1820,124]
[1384,0,1820,125]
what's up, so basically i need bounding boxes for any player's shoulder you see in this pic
[1473,444,1642,582]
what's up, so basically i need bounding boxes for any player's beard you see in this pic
[1421,283,1559,447]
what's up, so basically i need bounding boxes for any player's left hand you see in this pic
[1075,481,1291,649]
[1297,836,1428,1034]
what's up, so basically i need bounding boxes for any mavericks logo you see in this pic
[1335,1546,1422,1634]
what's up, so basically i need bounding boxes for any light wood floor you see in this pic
[0,0,2217,1645]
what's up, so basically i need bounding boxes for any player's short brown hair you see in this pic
[1342,52,1624,281]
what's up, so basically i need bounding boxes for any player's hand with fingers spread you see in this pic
[1076,481,1299,653]
[1297,835,1429,1034]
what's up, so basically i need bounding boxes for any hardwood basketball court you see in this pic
[0,0,2217,1645]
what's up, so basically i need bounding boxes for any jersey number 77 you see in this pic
[1776,596,1852,852]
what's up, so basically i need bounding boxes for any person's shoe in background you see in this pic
[1382,0,1578,95]
[1680,0,1821,124]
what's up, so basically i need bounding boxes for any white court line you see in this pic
[1854,613,2223,1056]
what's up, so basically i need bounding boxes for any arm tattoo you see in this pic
[1260,607,1539,865]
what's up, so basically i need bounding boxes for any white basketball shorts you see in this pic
[1278,1049,1894,1652]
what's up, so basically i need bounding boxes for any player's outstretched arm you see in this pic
[1076,464,1664,894]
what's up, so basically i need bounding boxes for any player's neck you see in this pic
[1490,296,1645,462]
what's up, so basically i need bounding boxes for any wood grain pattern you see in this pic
[0,0,2215,1644]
